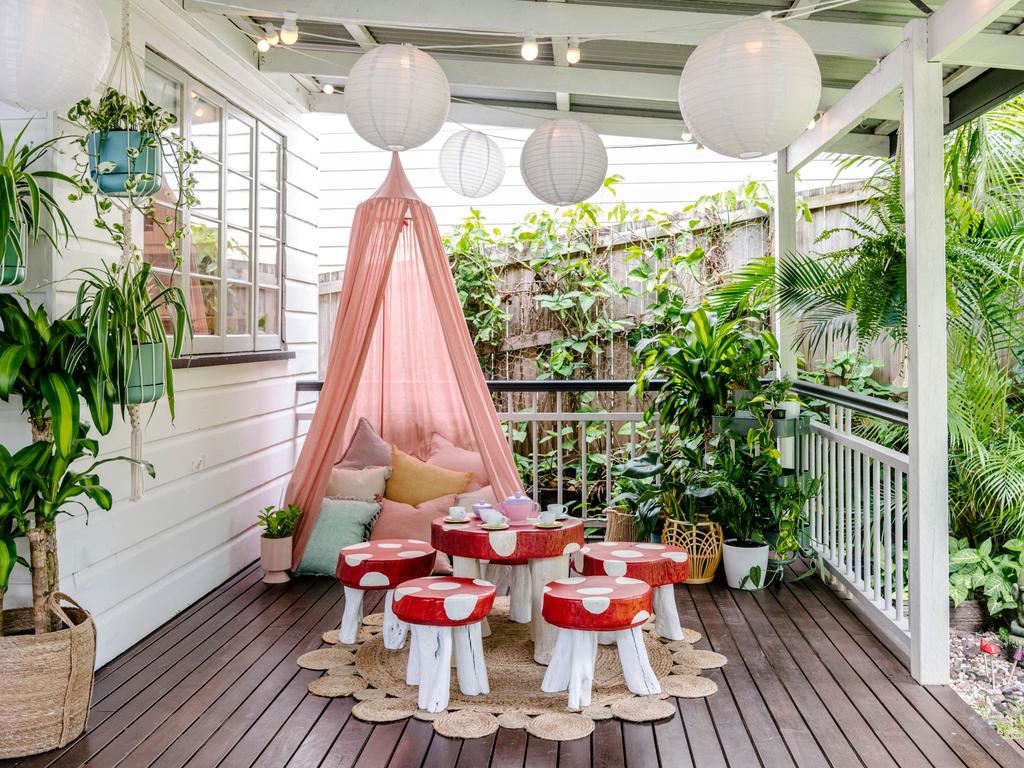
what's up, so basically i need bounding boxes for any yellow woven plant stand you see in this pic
[662,518,724,584]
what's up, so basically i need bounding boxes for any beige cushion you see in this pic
[385,447,471,507]
[457,485,499,510]
[427,434,488,491]
[372,495,455,573]
[325,466,391,501]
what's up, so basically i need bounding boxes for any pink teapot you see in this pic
[498,490,540,522]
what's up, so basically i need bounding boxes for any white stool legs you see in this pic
[530,555,569,664]
[616,626,661,696]
[406,621,489,713]
[382,590,408,649]
[541,628,598,709]
[340,586,364,644]
[653,584,683,641]
[452,556,491,637]
[509,564,532,623]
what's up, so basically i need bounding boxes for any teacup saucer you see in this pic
[480,522,510,531]
[443,517,470,524]
[534,521,563,529]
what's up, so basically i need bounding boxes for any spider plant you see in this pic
[0,121,79,277]
[71,259,190,417]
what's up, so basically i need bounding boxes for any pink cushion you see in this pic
[372,495,456,574]
[338,418,392,469]
[428,434,488,491]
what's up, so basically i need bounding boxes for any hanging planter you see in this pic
[125,341,166,404]
[86,130,162,198]
[0,226,26,287]
[662,517,723,584]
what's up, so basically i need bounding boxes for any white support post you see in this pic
[773,150,799,380]
[902,18,950,685]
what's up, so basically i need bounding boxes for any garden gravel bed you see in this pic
[950,629,1024,738]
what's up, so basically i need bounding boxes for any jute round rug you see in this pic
[306,602,724,741]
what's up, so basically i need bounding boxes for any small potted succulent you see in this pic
[0,121,78,286]
[258,504,303,584]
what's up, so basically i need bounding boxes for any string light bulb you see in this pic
[680,126,693,142]
[566,37,581,64]
[256,37,270,52]
[263,23,279,47]
[521,33,539,61]
[322,82,335,94]
[807,112,819,130]
[279,11,299,45]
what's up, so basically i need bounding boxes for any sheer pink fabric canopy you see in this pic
[288,153,522,566]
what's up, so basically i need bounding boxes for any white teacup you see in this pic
[481,507,508,526]
[448,506,468,521]
[547,503,568,519]
[538,509,557,525]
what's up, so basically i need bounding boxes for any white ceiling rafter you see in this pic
[548,0,571,112]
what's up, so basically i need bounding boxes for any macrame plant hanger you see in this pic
[108,0,147,501]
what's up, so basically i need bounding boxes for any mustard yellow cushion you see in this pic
[385,447,471,506]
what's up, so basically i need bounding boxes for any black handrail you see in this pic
[296,378,908,426]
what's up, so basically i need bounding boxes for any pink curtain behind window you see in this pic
[287,153,522,567]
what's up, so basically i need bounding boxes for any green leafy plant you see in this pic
[258,504,303,539]
[0,294,114,455]
[0,424,153,634]
[71,259,189,417]
[67,87,202,264]
[0,121,79,270]
[949,537,1024,617]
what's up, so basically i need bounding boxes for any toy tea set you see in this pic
[443,490,569,530]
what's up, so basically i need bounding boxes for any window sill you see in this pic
[172,350,296,369]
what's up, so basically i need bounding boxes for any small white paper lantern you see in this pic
[345,44,450,151]
[521,119,608,206]
[439,130,505,198]
[678,16,821,160]
[0,0,110,112]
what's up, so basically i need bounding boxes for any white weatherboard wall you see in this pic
[314,113,873,271]
[3,0,319,666]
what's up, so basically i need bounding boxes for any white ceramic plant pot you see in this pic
[723,539,769,590]
[261,535,293,584]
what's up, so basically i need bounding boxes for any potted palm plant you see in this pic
[258,504,303,584]
[71,260,189,413]
[0,426,152,759]
[0,122,78,286]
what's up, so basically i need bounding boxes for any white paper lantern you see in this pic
[520,119,608,206]
[0,0,110,112]
[344,44,450,151]
[678,16,821,160]
[439,130,505,198]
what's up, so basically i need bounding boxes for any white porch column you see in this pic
[902,18,949,685]
[773,149,799,380]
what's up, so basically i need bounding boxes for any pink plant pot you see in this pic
[261,535,293,584]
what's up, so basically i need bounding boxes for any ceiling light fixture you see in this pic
[280,11,299,45]
[263,23,279,47]
[256,37,270,52]
[521,33,539,61]
[322,82,335,94]
[566,37,581,64]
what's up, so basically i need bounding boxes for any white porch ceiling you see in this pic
[185,0,1024,147]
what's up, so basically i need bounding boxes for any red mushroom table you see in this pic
[576,541,690,640]
[431,516,584,664]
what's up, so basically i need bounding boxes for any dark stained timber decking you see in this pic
[1,561,1019,768]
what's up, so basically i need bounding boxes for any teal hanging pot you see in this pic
[0,225,26,287]
[86,131,162,197]
[125,342,166,404]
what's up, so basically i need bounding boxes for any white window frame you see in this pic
[144,53,283,355]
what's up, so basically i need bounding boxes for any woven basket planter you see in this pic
[662,518,724,584]
[603,507,638,543]
[0,593,96,759]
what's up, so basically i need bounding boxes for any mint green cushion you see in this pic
[295,498,380,576]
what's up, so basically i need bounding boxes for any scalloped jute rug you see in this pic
[304,598,726,741]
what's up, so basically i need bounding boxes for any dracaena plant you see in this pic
[0,294,114,455]
[67,87,202,265]
[0,424,154,634]
[71,259,190,418]
[0,120,79,267]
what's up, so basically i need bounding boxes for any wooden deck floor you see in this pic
[3,562,1020,768]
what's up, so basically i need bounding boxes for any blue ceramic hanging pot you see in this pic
[125,342,166,404]
[0,225,26,287]
[86,131,162,197]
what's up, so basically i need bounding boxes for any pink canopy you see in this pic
[287,153,522,567]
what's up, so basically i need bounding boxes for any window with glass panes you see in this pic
[143,54,283,354]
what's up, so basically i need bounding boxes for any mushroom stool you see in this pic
[336,539,436,649]
[392,576,497,713]
[576,542,690,641]
[541,576,660,709]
